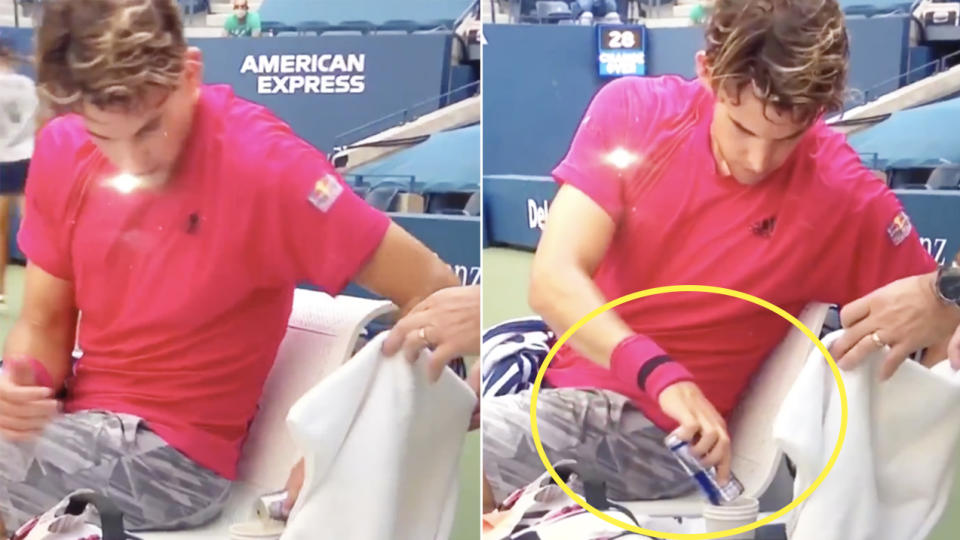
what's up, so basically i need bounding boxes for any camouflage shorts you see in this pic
[483,387,695,503]
[0,410,231,532]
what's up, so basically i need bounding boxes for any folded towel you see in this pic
[281,333,476,540]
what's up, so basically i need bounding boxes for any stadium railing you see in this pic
[344,174,418,193]
[259,18,459,36]
[331,80,480,154]
[836,48,960,118]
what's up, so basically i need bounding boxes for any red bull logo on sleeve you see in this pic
[308,174,344,213]
[886,210,913,246]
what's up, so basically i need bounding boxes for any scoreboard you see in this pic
[597,25,647,77]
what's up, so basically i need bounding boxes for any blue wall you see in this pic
[196,33,453,151]
[483,175,554,251]
[483,17,911,177]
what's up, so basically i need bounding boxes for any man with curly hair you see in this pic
[0,0,460,533]
[482,0,939,508]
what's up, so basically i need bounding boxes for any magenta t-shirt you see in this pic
[546,76,936,432]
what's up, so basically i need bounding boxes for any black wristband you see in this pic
[637,355,673,391]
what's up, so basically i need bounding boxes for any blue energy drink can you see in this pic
[664,433,744,505]
[256,490,289,522]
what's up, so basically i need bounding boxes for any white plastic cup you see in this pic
[229,520,284,540]
[703,496,760,539]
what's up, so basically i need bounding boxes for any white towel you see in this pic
[280,333,476,540]
[773,330,960,540]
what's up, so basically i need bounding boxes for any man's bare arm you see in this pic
[528,185,632,365]
[531,185,732,482]
[4,263,79,389]
[353,222,460,314]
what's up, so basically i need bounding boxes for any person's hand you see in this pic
[0,358,59,441]
[833,273,960,380]
[949,324,960,369]
[282,458,305,517]
[382,285,481,381]
[467,361,480,430]
[658,381,732,484]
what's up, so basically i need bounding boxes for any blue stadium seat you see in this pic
[378,19,420,33]
[329,20,377,34]
[365,185,400,211]
[423,18,457,30]
[352,185,370,199]
[927,166,960,190]
[258,0,471,29]
[425,183,474,214]
[261,20,299,35]
[463,191,481,216]
[297,20,330,35]
[368,179,413,192]
[535,1,574,23]
[423,181,459,194]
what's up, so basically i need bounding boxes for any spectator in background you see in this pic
[0,42,37,313]
[571,0,621,24]
[223,0,261,37]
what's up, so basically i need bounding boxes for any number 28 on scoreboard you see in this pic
[597,25,647,77]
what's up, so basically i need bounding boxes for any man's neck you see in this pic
[166,90,202,184]
[708,120,733,179]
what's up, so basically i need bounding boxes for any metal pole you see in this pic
[13,0,20,28]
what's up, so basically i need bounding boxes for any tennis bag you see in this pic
[10,490,138,540]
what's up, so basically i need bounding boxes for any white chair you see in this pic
[624,303,831,516]
[141,289,397,540]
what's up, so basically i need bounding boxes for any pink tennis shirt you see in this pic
[546,76,936,432]
[19,84,390,479]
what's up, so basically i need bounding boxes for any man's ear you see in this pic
[183,47,204,87]
[695,50,713,93]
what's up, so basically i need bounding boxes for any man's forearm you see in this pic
[529,265,633,367]
[529,263,694,398]
[353,222,460,316]
[396,259,459,316]
[3,316,77,390]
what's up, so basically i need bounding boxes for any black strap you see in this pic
[553,462,612,511]
[553,462,647,531]
[583,476,610,511]
[64,491,127,540]
[637,355,672,391]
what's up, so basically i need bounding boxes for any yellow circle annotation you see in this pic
[528,285,848,540]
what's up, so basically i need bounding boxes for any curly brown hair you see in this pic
[35,0,187,113]
[704,0,850,125]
